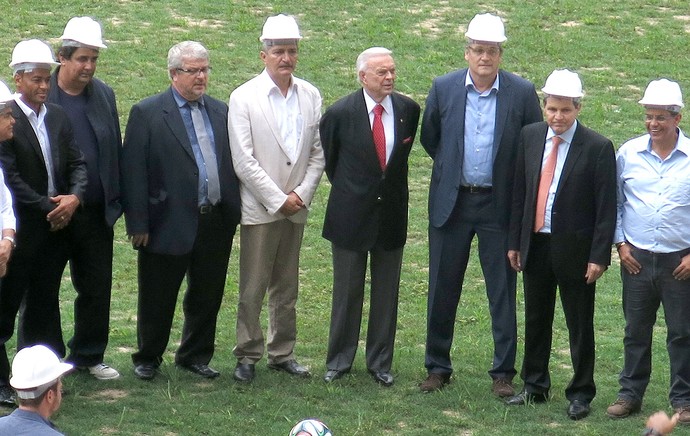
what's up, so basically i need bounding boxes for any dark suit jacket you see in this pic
[421,69,543,228]
[0,101,87,222]
[121,87,241,256]
[509,121,617,279]
[48,68,122,227]
[320,90,420,251]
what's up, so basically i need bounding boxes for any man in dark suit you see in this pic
[0,39,87,405]
[505,70,616,420]
[121,41,241,381]
[420,13,543,395]
[320,47,420,387]
[37,16,122,380]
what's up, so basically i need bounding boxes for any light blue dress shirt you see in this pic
[615,128,690,253]
[462,73,498,187]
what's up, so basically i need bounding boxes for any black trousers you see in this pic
[131,209,234,367]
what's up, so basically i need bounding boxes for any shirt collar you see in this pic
[14,96,46,119]
[547,120,578,144]
[171,86,204,109]
[465,71,500,93]
[258,69,297,97]
[362,89,393,115]
[637,127,690,157]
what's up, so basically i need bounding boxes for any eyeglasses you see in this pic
[645,114,675,123]
[467,46,501,57]
[176,67,212,76]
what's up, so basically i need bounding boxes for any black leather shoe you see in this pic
[505,390,548,406]
[0,385,16,408]
[568,400,591,420]
[324,369,349,383]
[134,364,157,381]
[178,363,220,379]
[268,359,310,377]
[370,371,394,387]
[233,362,255,382]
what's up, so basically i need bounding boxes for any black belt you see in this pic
[459,185,492,194]
[199,204,218,214]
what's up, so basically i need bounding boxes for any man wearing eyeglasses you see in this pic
[606,79,690,424]
[419,13,542,395]
[121,41,241,381]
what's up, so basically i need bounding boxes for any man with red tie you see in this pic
[319,47,420,387]
[505,70,617,420]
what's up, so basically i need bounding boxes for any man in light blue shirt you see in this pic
[607,79,690,424]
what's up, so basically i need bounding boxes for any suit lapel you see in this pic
[493,70,510,161]
[455,71,468,159]
[388,93,408,168]
[161,89,195,161]
[354,90,383,172]
[556,123,584,197]
[527,123,549,199]
[259,90,291,158]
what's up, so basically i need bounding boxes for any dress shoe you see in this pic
[567,400,591,420]
[491,378,515,397]
[505,390,548,406]
[370,371,394,387]
[233,362,255,382]
[324,369,349,383]
[0,385,16,408]
[177,363,220,379]
[267,359,310,377]
[674,405,690,425]
[419,373,450,392]
[134,363,157,381]
[606,398,641,419]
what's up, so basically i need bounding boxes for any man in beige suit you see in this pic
[228,14,325,382]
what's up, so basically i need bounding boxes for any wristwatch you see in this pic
[2,235,16,249]
[615,241,627,249]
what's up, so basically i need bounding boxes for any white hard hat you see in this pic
[465,13,507,43]
[60,16,107,49]
[10,345,73,399]
[0,81,19,109]
[9,39,59,72]
[259,14,302,42]
[542,69,584,98]
[638,79,684,108]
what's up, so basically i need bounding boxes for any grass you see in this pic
[0,0,688,434]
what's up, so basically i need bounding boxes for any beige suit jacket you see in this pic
[228,70,325,225]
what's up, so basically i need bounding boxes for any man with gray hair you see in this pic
[121,41,241,381]
[42,16,122,380]
[228,14,324,382]
[319,47,420,386]
[607,79,690,424]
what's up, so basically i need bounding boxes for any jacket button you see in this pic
[287,161,292,166]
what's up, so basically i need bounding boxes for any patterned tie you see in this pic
[534,135,562,232]
[189,101,221,204]
[373,104,386,170]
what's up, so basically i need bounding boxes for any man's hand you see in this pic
[507,250,522,272]
[672,253,690,281]
[0,239,12,277]
[129,233,149,248]
[618,243,641,275]
[585,263,607,284]
[47,194,80,231]
[279,191,305,217]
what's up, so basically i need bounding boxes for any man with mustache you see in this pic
[228,14,324,382]
[0,39,86,404]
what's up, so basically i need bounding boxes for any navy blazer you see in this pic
[421,69,542,228]
[509,121,617,279]
[0,101,87,219]
[320,90,420,251]
[48,68,123,227]
[121,88,241,256]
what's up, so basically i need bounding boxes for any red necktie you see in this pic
[373,104,386,170]
[534,135,562,232]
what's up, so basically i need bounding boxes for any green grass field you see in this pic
[1,0,688,434]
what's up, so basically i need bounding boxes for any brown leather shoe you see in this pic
[419,373,450,392]
[675,405,690,425]
[492,378,514,397]
[606,398,641,418]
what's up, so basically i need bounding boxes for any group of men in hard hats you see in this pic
[0,9,688,435]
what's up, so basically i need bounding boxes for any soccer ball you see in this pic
[288,418,333,436]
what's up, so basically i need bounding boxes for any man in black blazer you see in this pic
[420,13,542,395]
[320,47,420,387]
[0,39,87,405]
[121,41,241,381]
[38,16,122,380]
[505,70,616,420]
